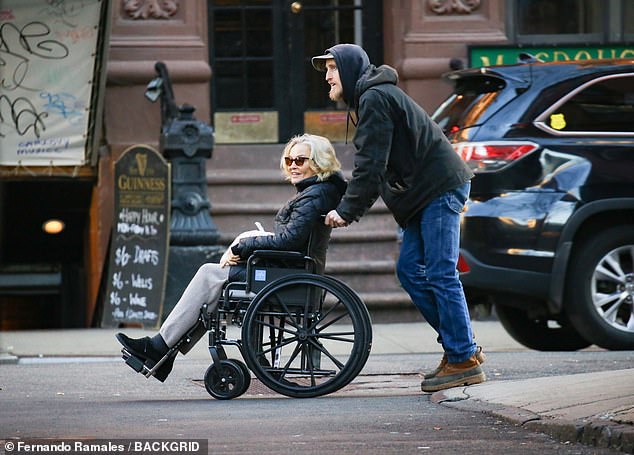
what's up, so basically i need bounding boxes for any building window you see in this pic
[509,0,633,44]
[624,1,634,39]
[208,0,382,143]
[211,2,274,110]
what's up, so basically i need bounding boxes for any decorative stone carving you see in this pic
[123,0,180,20]
[428,0,481,14]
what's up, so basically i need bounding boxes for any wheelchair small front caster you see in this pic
[204,359,250,400]
[233,359,252,392]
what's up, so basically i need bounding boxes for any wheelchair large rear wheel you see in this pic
[241,273,372,398]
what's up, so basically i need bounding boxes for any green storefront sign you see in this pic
[469,45,634,68]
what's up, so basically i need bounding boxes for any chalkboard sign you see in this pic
[101,145,171,328]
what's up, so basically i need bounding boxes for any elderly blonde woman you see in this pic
[116,134,347,382]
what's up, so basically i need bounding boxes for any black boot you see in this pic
[153,355,175,383]
[115,333,174,382]
[150,334,174,382]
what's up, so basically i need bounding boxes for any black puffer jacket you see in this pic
[231,172,347,274]
[323,44,474,228]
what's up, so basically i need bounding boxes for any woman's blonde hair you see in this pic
[280,134,341,181]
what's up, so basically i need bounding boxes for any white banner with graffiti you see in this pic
[0,0,104,166]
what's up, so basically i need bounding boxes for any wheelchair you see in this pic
[121,249,373,400]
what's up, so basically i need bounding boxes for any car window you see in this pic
[433,93,478,134]
[546,75,634,133]
[432,75,506,135]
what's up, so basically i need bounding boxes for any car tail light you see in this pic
[457,254,470,273]
[452,141,539,172]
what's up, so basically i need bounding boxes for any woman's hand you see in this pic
[221,228,273,267]
[219,247,240,268]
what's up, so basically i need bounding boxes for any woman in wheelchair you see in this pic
[116,134,347,383]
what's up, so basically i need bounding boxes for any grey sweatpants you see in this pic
[159,263,229,347]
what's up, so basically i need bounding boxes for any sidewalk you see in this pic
[435,369,634,453]
[1,321,633,453]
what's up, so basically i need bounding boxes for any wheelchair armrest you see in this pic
[250,250,305,260]
[222,281,254,305]
[251,250,304,259]
[245,250,317,293]
[247,250,316,271]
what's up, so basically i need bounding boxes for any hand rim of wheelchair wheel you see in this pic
[240,273,372,398]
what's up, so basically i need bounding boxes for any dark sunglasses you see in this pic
[284,156,311,166]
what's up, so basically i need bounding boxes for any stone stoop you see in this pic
[206,144,413,321]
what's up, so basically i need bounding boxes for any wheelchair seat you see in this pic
[218,249,315,311]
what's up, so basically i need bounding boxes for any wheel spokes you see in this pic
[592,245,634,331]
[595,260,624,283]
[306,337,345,369]
[242,274,372,398]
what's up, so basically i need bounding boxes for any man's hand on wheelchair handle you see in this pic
[324,210,349,228]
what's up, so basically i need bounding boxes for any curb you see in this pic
[0,353,18,365]
[432,389,634,454]
[524,418,634,454]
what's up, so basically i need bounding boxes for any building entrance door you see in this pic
[209,1,382,144]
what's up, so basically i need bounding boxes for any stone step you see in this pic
[207,143,356,204]
[327,230,399,262]
[211,204,398,240]
[330,274,403,293]
[355,291,421,324]
[326,260,403,293]
[206,170,293,205]
[212,231,398,273]
[326,259,397,274]
[211,143,358,170]
[211,144,284,170]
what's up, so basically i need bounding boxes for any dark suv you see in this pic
[433,57,634,351]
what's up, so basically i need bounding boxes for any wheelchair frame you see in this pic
[122,250,373,400]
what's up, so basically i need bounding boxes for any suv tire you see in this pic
[496,302,590,351]
[566,226,634,350]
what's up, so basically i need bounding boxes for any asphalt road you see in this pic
[2,349,632,454]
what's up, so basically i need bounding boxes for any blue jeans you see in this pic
[396,182,476,363]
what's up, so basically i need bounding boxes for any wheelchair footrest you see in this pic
[124,353,146,373]
[121,348,154,377]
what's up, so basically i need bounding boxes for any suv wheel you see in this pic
[566,226,634,350]
[496,302,590,351]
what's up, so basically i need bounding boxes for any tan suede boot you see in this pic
[421,354,486,392]
[424,346,486,379]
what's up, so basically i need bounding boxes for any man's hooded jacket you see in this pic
[317,44,474,227]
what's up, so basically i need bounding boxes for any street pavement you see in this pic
[1,320,633,453]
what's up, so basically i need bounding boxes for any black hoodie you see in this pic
[321,44,474,227]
